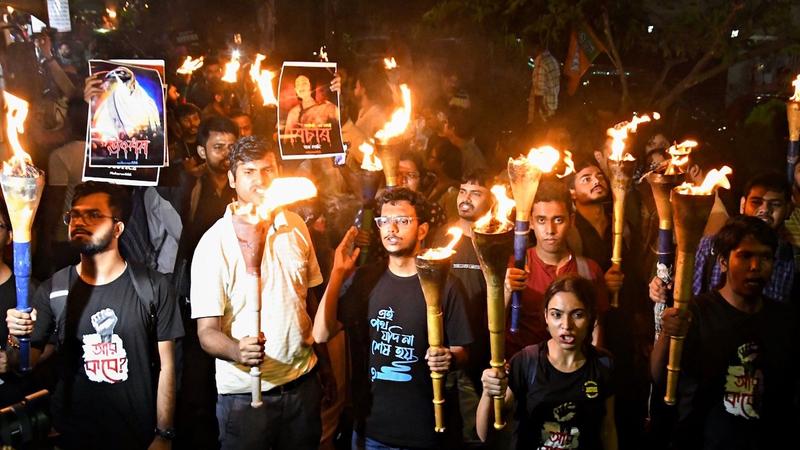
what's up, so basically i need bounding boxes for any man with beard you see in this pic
[169,103,204,179]
[652,216,799,449]
[191,136,326,450]
[650,172,796,305]
[313,188,473,449]
[172,116,238,450]
[6,182,184,450]
[505,179,609,357]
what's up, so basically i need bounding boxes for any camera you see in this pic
[0,390,51,448]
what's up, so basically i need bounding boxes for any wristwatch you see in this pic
[154,428,176,440]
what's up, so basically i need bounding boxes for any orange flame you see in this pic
[319,46,329,62]
[607,113,660,161]
[221,50,241,83]
[233,177,318,224]
[420,227,463,259]
[525,145,561,172]
[674,166,732,195]
[665,140,697,174]
[2,91,36,177]
[791,75,800,102]
[177,56,204,75]
[359,142,383,171]
[557,150,575,179]
[249,54,278,106]
[375,84,411,143]
[474,184,515,231]
[384,57,397,70]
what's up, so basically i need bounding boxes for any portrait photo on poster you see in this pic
[86,59,167,169]
[277,61,345,160]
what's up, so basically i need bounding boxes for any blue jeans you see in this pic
[216,371,322,450]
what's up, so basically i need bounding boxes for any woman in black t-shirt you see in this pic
[477,274,618,449]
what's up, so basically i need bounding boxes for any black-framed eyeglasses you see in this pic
[374,216,416,228]
[62,210,119,226]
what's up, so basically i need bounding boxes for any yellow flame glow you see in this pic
[319,46,328,62]
[474,184,515,231]
[607,113,660,161]
[375,84,411,143]
[106,8,117,19]
[674,166,732,195]
[233,177,318,224]
[557,150,575,179]
[359,142,383,171]
[420,227,463,259]
[177,56,204,75]
[2,91,34,176]
[384,57,397,70]
[665,140,697,174]
[791,75,800,102]
[221,50,241,83]
[526,146,561,172]
[248,54,278,106]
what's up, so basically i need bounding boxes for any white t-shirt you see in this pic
[190,206,323,394]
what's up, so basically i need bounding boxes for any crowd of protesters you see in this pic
[0,27,799,450]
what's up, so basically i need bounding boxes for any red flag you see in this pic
[564,23,606,95]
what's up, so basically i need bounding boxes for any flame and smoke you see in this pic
[2,91,37,177]
[674,166,732,195]
[359,142,383,171]
[375,84,411,143]
[607,113,660,161]
[557,150,575,178]
[791,75,800,102]
[233,177,318,224]
[474,185,515,232]
[221,50,241,83]
[665,140,697,175]
[249,54,278,106]
[384,57,397,70]
[420,227,463,259]
[177,56,204,75]
[319,46,329,62]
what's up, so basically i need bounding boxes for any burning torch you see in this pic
[664,167,732,405]
[354,142,384,264]
[472,185,515,429]
[606,113,659,308]
[646,140,694,338]
[231,177,318,407]
[374,84,412,188]
[1,91,44,372]
[416,227,463,432]
[787,75,800,184]
[506,146,561,333]
[249,53,278,107]
[176,56,204,99]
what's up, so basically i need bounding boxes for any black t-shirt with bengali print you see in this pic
[340,268,473,448]
[675,291,799,450]
[29,266,184,450]
[508,343,614,450]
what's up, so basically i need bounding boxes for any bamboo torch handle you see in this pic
[610,192,626,308]
[249,274,264,408]
[427,305,446,432]
[664,250,694,405]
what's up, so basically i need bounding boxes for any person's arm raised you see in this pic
[313,227,360,343]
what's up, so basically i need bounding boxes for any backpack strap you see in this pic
[525,344,541,388]
[49,266,75,345]
[127,261,161,374]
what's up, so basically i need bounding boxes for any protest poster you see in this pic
[87,60,167,168]
[277,62,344,160]
[82,145,160,186]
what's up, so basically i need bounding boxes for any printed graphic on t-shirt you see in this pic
[369,307,418,382]
[82,308,129,383]
[723,342,762,419]
[539,402,580,449]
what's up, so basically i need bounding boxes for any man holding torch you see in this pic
[313,188,472,449]
[191,137,325,450]
[6,182,184,450]
[651,216,799,449]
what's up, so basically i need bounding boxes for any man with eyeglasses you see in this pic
[6,181,184,450]
[313,187,472,449]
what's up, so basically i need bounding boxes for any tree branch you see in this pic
[601,9,630,111]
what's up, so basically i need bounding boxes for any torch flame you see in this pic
[233,177,318,224]
[420,227,463,260]
[607,113,660,161]
[375,84,411,143]
[675,166,732,195]
[557,150,575,179]
[2,91,37,177]
[384,57,398,70]
[319,46,329,62]
[177,56,204,75]
[474,185,515,232]
[249,54,278,106]
[665,140,697,175]
[359,142,383,171]
[221,50,241,83]
[526,146,561,172]
[791,75,800,102]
